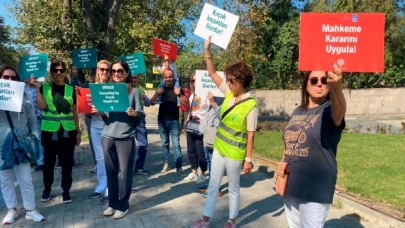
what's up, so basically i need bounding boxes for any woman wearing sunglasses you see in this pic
[92,60,142,219]
[36,60,81,204]
[281,66,346,227]
[192,36,258,228]
[0,65,45,224]
[88,60,111,202]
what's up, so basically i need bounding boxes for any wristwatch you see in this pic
[245,157,252,163]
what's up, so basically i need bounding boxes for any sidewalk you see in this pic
[0,129,392,228]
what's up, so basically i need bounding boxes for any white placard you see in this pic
[195,70,226,97]
[194,3,240,50]
[0,79,25,112]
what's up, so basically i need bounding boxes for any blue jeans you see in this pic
[36,118,44,165]
[158,118,182,169]
[135,118,148,170]
[205,147,213,176]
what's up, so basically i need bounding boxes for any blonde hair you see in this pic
[95,60,111,83]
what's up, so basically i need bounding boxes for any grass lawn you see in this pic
[254,131,405,210]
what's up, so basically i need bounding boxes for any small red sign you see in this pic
[299,13,385,72]
[153,38,178,60]
[76,88,92,113]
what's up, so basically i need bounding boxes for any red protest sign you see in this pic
[76,88,92,113]
[299,13,385,72]
[153,38,178,60]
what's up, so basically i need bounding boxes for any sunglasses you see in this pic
[111,69,125,75]
[52,68,66,73]
[191,80,195,83]
[226,78,235,84]
[2,75,17,81]
[309,77,327,85]
[98,68,110,73]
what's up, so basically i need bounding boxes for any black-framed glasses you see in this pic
[98,68,110,73]
[226,78,235,84]
[309,77,327,85]
[1,75,17,81]
[52,68,66,74]
[111,69,125,75]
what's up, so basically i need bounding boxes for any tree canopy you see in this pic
[5,0,405,89]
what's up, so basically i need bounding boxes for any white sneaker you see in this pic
[3,208,18,225]
[25,210,45,222]
[103,207,116,216]
[184,173,198,181]
[196,175,208,185]
[113,209,128,219]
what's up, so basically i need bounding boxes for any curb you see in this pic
[252,153,405,228]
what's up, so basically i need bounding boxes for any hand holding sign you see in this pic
[126,107,138,117]
[327,63,343,86]
[204,36,212,51]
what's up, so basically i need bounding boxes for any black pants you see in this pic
[186,132,207,172]
[102,136,135,211]
[42,128,77,192]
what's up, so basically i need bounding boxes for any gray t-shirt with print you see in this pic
[282,101,345,204]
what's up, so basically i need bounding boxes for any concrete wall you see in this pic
[143,88,405,116]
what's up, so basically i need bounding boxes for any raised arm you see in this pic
[35,84,48,111]
[327,63,346,126]
[204,36,224,88]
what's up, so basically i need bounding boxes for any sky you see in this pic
[1,0,17,27]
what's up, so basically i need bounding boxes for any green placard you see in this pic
[117,52,146,75]
[18,54,49,80]
[72,48,97,69]
[89,83,129,112]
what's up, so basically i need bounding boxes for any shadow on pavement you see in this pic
[325,213,365,228]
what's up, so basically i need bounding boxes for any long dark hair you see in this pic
[111,60,132,93]
[300,71,330,109]
[0,65,21,81]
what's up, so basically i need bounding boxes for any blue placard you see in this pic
[18,54,49,80]
[117,52,146,75]
[72,48,97,69]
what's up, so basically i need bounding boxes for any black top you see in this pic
[158,86,180,120]
[282,101,345,204]
[40,83,77,114]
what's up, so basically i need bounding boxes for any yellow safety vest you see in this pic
[41,83,76,132]
[214,92,257,160]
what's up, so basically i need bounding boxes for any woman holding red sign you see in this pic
[280,65,346,227]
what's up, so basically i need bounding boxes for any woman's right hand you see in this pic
[92,105,103,117]
[204,36,212,50]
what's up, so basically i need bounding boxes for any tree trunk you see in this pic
[105,0,123,59]
[61,0,72,27]
[82,0,95,35]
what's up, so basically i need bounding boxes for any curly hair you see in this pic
[224,61,253,88]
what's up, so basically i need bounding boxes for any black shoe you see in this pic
[62,192,72,204]
[134,168,151,175]
[41,189,51,202]
[89,192,102,199]
[34,165,44,171]
[101,196,109,203]
[198,185,209,190]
